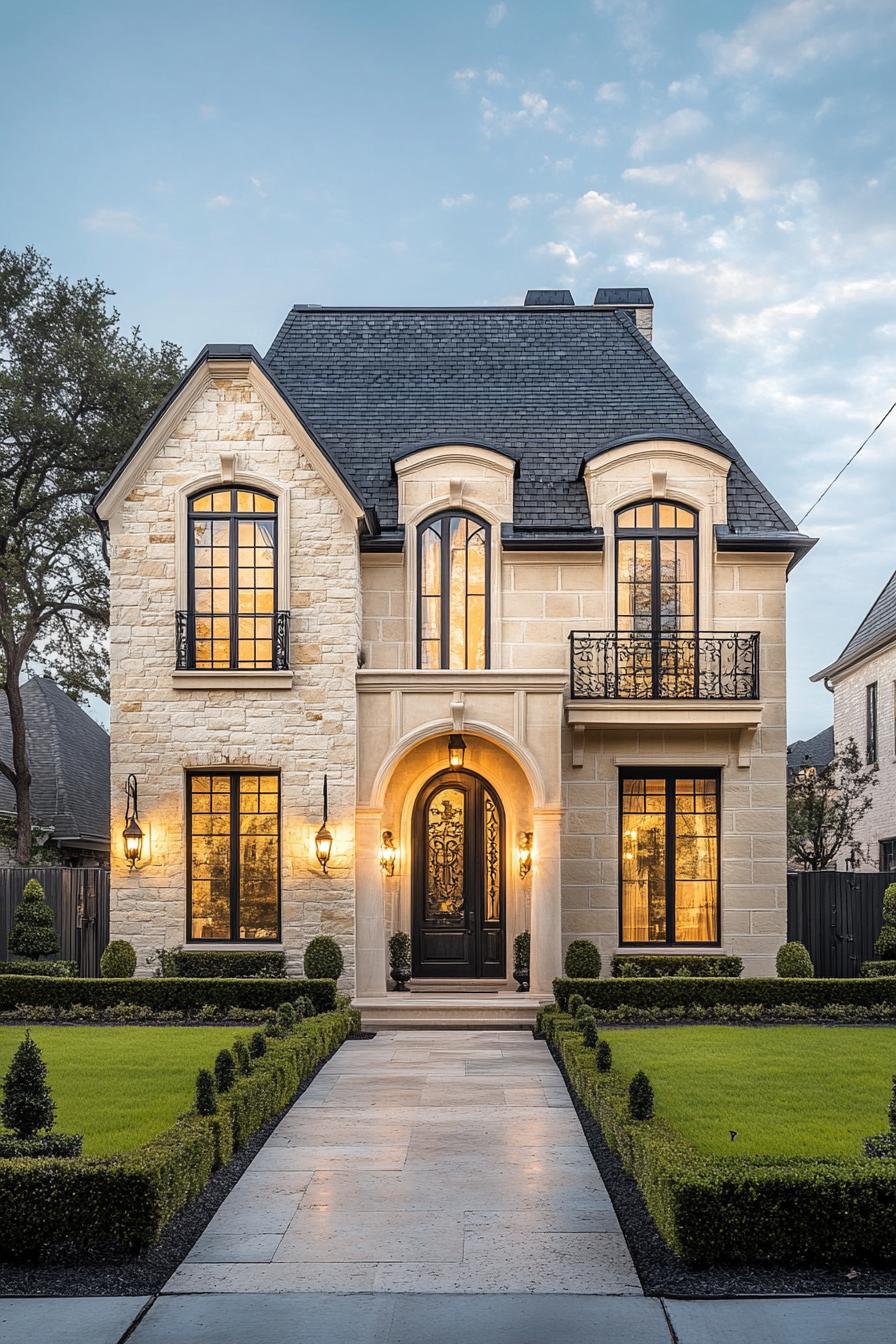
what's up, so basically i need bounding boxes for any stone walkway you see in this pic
[165,1029,641,1295]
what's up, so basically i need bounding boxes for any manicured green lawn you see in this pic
[0,1026,251,1156]
[602,1026,896,1158]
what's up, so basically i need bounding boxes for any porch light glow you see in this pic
[315,774,333,874]
[122,774,144,870]
[379,830,397,877]
[447,734,467,769]
[518,831,533,880]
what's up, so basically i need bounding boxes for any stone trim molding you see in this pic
[171,670,294,691]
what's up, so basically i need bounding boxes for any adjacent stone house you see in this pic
[94,288,815,988]
[813,568,896,871]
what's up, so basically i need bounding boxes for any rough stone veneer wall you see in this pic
[832,644,896,869]
[108,376,360,985]
[559,553,790,979]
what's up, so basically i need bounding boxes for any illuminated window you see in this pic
[188,488,277,669]
[616,500,698,696]
[418,512,490,669]
[620,770,719,945]
[188,772,280,941]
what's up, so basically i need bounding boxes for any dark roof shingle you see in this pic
[815,568,896,680]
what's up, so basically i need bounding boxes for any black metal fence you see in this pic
[568,630,760,700]
[0,867,110,977]
[787,870,892,977]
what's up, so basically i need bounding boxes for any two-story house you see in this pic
[94,287,815,998]
[813,567,896,871]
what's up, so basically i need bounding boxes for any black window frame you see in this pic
[867,681,879,765]
[186,768,282,944]
[881,838,896,872]
[614,498,700,636]
[186,486,279,671]
[618,766,722,948]
[416,509,491,670]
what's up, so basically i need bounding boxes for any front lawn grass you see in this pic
[0,1026,250,1156]
[602,1025,896,1158]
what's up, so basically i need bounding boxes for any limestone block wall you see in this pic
[107,375,360,984]
[832,644,896,868]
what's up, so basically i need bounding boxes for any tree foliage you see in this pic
[787,736,877,871]
[0,247,183,860]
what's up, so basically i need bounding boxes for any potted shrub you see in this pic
[512,929,530,992]
[388,931,411,990]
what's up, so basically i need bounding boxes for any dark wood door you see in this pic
[412,770,506,979]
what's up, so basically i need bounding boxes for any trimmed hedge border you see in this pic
[167,950,287,979]
[862,962,896,978]
[541,1008,896,1266]
[0,1006,355,1260]
[553,975,896,1014]
[611,954,742,978]
[0,975,336,1016]
[0,961,77,978]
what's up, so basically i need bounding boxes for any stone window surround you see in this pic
[171,460,294,691]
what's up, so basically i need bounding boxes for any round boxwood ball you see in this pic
[775,941,813,978]
[303,936,344,980]
[564,939,602,979]
[100,940,138,979]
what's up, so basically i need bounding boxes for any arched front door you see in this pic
[412,769,506,979]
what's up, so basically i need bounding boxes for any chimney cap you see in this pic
[524,289,575,307]
[593,287,653,307]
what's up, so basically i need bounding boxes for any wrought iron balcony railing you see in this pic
[175,610,291,671]
[569,630,760,701]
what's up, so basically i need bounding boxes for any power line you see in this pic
[798,398,896,527]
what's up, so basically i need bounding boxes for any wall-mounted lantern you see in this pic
[379,830,397,877]
[122,774,144,871]
[314,774,333,874]
[518,830,533,880]
[447,734,467,770]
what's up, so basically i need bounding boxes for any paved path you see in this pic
[165,1028,640,1294]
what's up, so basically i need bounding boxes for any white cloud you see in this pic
[535,241,593,269]
[441,192,476,208]
[701,0,892,79]
[631,107,710,159]
[485,68,506,84]
[207,195,234,209]
[81,207,142,235]
[508,194,531,209]
[249,175,267,198]
[453,67,478,86]
[480,90,568,135]
[596,81,625,102]
[667,75,707,99]
[486,2,507,25]
[592,0,660,67]
[624,153,774,202]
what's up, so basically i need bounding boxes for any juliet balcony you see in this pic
[566,630,763,766]
[172,610,293,689]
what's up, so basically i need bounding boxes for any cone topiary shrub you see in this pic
[629,1070,654,1121]
[195,1068,217,1115]
[249,1030,266,1058]
[303,936,344,980]
[874,884,896,960]
[564,939,601,978]
[776,941,814,978]
[567,992,584,1018]
[232,1037,251,1075]
[277,1001,296,1033]
[582,1015,598,1047]
[214,1049,235,1094]
[2,1031,56,1138]
[100,940,137,979]
[596,1039,612,1073]
[8,880,58,960]
[513,929,530,970]
[296,994,316,1019]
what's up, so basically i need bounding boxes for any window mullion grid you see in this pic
[440,525,450,670]
[665,774,676,946]
[229,773,240,942]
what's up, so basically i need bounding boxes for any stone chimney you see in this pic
[592,288,653,341]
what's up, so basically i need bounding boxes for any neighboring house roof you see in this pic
[813,567,896,682]
[0,677,110,850]
[787,725,834,780]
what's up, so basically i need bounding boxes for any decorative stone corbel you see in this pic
[651,466,667,498]
[219,451,237,483]
[450,691,465,731]
[738,724,758,768]
[571,723,585,769]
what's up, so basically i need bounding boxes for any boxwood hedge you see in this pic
[166,950,287,979]
[0,975,336,1016]
[0,1005,354,1260]
[0,960,78,978]
[542,1009,896,1265]
[611,954,743,978]
[553,976,896,1014]
[861,962,896,978]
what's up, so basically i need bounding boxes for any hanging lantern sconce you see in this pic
[447,734,467,769]
[314,774,334,874]
[122,774,144,870]
[379,830,397,877]
[518,831,533,880]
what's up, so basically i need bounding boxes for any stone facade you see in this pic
[830,644,896,870]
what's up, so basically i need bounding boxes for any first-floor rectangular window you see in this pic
[620,769,720,945]
[188,771,280,941]
[881,838,896,872]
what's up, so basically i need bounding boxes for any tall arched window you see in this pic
[616,500,697,697]
[185,487,280,670]
[417,511,490,669]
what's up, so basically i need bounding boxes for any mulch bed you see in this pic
[0,1030,375,1297]
[546,1036,896,1299]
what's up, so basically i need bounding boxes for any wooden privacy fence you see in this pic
[0,867,110,977]
[787,870,892,978]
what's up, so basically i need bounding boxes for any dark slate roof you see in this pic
[787,725,834,780]
[264,304,803,546]
[814,567,896,681]
[524,289,574,306]
[0,678,110,849]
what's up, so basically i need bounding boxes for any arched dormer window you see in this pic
[615,500,697,698]
[183,487,284,670]
[417,511,490,669]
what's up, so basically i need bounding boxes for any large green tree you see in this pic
[787,736,878,871]
[0,247,183,861]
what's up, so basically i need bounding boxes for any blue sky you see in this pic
[3,0,895,738]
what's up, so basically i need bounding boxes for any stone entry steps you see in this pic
[353,993,550,1029]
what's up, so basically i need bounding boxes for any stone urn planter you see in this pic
[388,930,412,992]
